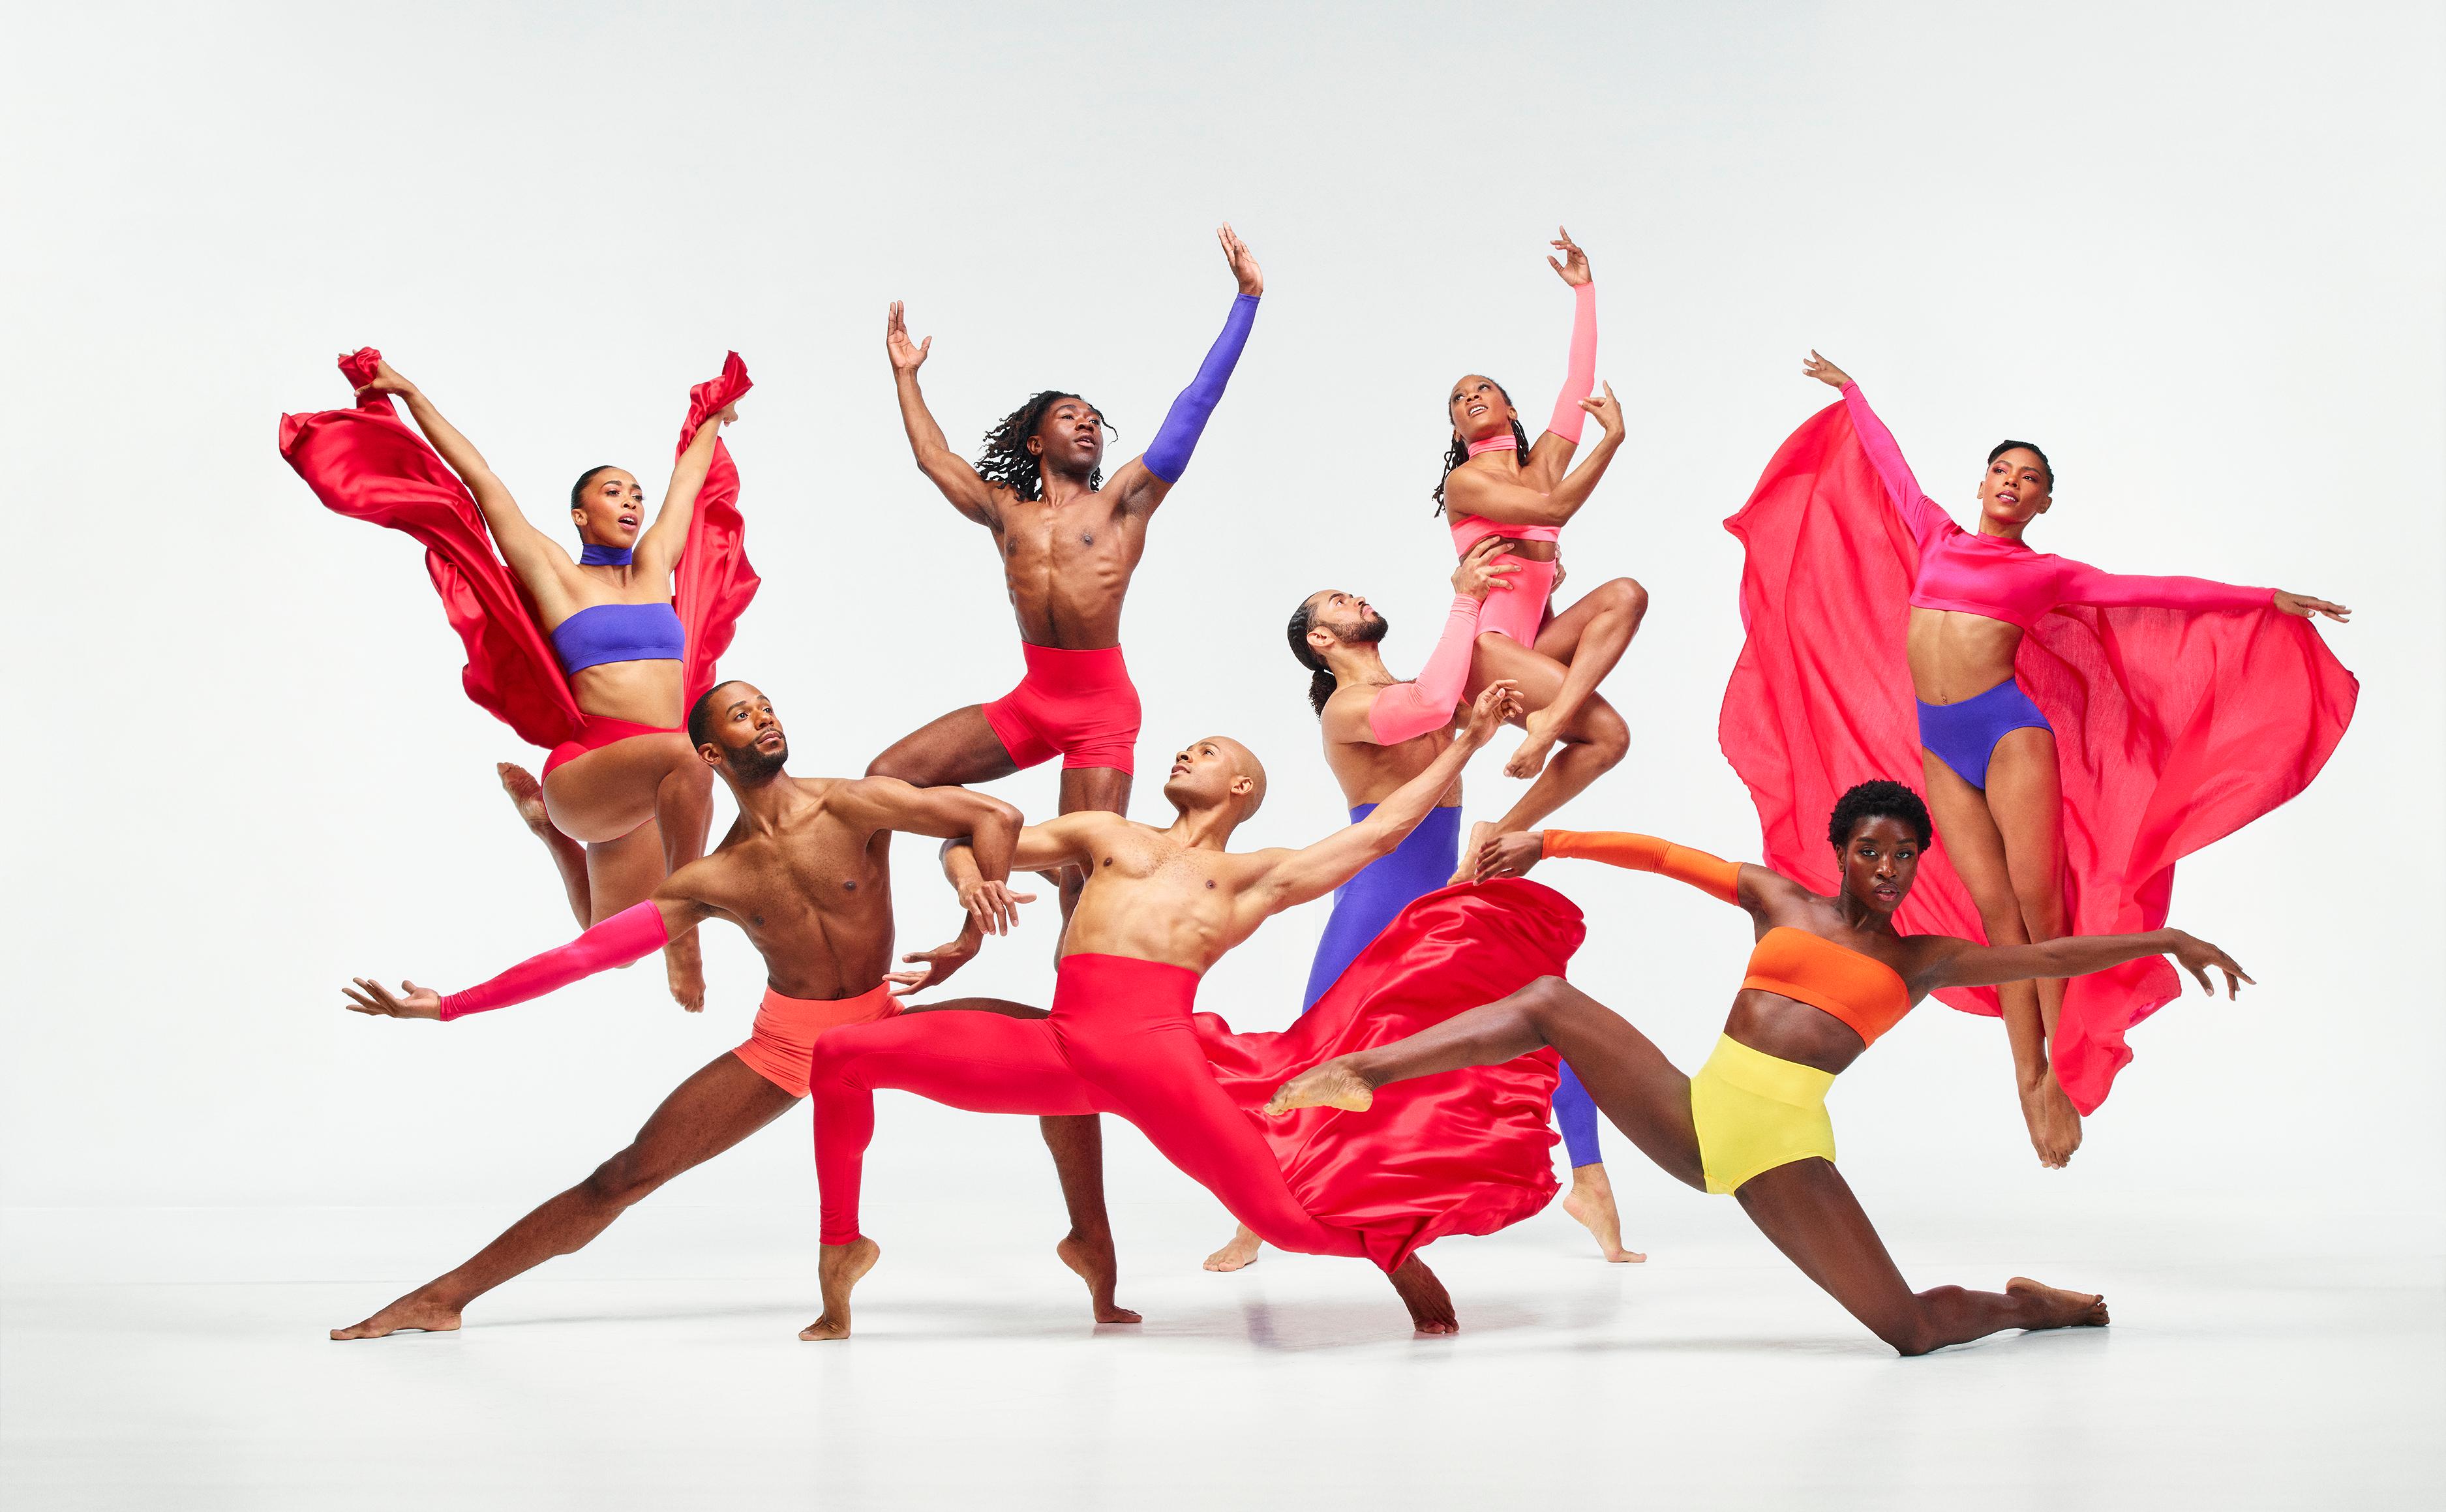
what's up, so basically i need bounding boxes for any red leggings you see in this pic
[810,953,1368,1263]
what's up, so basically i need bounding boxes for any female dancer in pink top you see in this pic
[1436,230,1650,880]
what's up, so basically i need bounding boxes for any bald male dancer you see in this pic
[331,680,1137,1338]
[802,682,1580,1342]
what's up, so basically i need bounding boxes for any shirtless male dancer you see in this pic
[800,682,1540,1342]
[330,680,1137,1338]
[1197,545,1640,1272]
[866,225,1264,1247]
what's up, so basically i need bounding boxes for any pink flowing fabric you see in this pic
[1719,400,2357,1112]
[278,350,757,748]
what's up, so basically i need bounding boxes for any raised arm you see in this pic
[885,302,1003,526]
[1440,382,1626,529]
[630,408,732,578]
[840,778,1029,937]
[1477,828,1798,920]
[1251,682,1516,913]
[339,888,717,1023]
[1350,539,1517,746]
[1525,226,1597,465]
[1109,224,1264,515]
[1800,355,1955,552]
[1919,926,2252,999]
[352,355,572,589]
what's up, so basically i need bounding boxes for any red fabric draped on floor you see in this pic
[1719,400,2356,1112]
[277,349,757,748]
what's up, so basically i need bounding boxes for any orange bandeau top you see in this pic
[1541,830,1916,1047]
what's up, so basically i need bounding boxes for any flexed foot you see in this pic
[1503,714,1563,781]
[1265,1057,1375,1116]
[2006,1276,2109,1333]
[1203,1224,1261,1273]
[1388,1256,1458,1334]
[664,933,706,1014]
[799,1237,881,1341]
[330,1289,462,1341]
[1560,1164,1645,1263]
[1449,821,1498,886]
[1056,1229,1141,1324]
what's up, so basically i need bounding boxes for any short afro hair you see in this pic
[1827,779,1932,849]
[687,680,751,751]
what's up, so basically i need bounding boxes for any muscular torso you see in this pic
[988,491,1147,647]
[1322,689,1464,809]
[1905,607,2024,705]
[1059,820,1263,975]
[678,778,898,1000]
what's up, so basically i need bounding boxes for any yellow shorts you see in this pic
[1688,1034,1837,1195]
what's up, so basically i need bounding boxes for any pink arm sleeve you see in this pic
[1840,383,1954,552]
[438,901,672,1021]
[2052,558,2274,614]
[1544,283,1599,443]
[1366,596,1481,745]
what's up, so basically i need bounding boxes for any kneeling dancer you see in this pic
[331,680,1132,1337]
[1269,782,2254,1355]
[804,682,1582,1340]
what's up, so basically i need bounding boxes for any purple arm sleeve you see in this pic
[438,901,672,1020]
[1545,283,1599,442]
[1366,597,1482,744]
[1141,294,1260,484]
[1841,382,1955,552]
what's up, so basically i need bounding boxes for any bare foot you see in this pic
[1203,1224,1261,1273]
[664,933,706,1014]
[798,1237,881,1341]
[1559,1164,1645,1263]
[1448,821,1497,886]
[498,762,551,834]
[2019,1079,2084,1169]
[2006,1276,2109,1333]
[329,1289,462,1340]
[1265,1057,1374,1116]
[1502,714,1562,781]
[1388,1256,1457,1334]
[1056,1230,1142,1324]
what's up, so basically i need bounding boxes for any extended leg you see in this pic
[1734,1157,2107,1355]
[499,762,590,926]
[1985,728,2076,1138]
[331,1053,796,1339]
[1046,763,1138,1307]
[1508,577,1648,780]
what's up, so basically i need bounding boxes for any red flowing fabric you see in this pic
[277,350,757,748]
[1719,401,2357,1111]
[1192,878,1584,1271]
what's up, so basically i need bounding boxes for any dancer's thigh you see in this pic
[1466,631,1564,723]
[545,733,696,840]
[845,1010,1102,1117]
[866,705,1020,787]
[582,822,666,924]
[1982,727,2066,935]
[1919,749,2025,941]
[1734,1157,1921,1344]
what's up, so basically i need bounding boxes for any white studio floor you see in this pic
[4,1188,2438,1511]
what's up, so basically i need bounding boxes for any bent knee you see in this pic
[1580,705,1630,763]
[1599,577,1649,619]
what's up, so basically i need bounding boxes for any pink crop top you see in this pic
[1841,384,2273,631]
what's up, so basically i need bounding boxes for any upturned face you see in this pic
[1977,448,2053,528]
[1835,815,1922,918]
[572,468,646,548]
[1447,374,1517,446]
[1162,735,1262,818]
[1301,590,1387,650]
[699,681,789,779]
[1029,396,1106,474]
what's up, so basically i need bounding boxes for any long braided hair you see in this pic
[1432,377,1532,515]
[1285,596,1342,718]
[976,391,1113,502]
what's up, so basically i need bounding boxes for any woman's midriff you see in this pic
[567,659,688,728]
[1905,607,2023,705]
[1481,536,1558,562]
[1723,989,1868,1076]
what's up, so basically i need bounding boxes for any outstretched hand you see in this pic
[1218,223,1264,297]
[958,878,1036,937]
[350,357,416,399]
[885,301,931,374]
[1802,350,1851,390]
[1452,536,1522,600]
[888,931,980,997]
[2274,591,2350,624]
[1546,225,1591,286]
[1579,381,1624,438]
[1458,680,1524,749]
[342,977,441,1020]
[2169,931,2254,999]
[1473,830,1544,879]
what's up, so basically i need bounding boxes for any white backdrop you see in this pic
[3,2,2438,1239]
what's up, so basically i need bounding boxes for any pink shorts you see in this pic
[981,643,1141,774]
[733,980,901,1098]
[1474,554,1558,646]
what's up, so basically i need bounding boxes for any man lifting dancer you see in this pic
[330,680,1137,1338]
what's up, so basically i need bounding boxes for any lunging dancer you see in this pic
[282,349,757,1009]
[330,681,1136,1337]
[1200,544,1636,1273]
[1435,228,1651,881]
[800,684,1594,1342]
[866,226,1264,1241]
[1720,354,2354,1163]
[1269,785,2255,1355]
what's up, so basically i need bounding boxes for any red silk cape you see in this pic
[1193,878,1583,1273]
[1719,401,2356,1112]
[278,350,757,749]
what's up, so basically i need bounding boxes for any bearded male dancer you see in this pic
[331,681,1137,1338]
[801,682,1597,1342]
[865,225,1265,1276]
[1194,545,1638,1273]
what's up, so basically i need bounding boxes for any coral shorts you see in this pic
[732,980,901,1098]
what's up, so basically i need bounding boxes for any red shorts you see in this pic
[732,980,901,1098]
[541,714,681,780]
[981,643,1141,774]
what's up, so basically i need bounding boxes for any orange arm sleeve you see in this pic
[1541,830,1742,905]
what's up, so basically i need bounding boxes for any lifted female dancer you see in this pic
[1436,229,1650,880]
[1268,783,2253,1355]
[282,351,753,1008]
[1720,355,2352,1162]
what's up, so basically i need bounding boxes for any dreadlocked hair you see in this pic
[976,391,1113,502]
[1286,597,1338,718]
[1432,378,1532,515]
